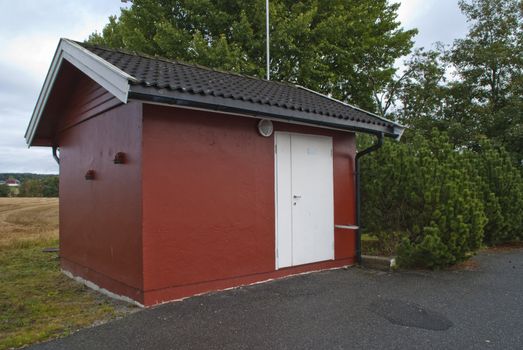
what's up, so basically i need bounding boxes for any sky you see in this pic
[0,0,468,174]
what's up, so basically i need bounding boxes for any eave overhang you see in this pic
[25,38,137,146]
[26,39,406,146]
[128,86,405,139]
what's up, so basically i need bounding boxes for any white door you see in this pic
[275,132,334,269]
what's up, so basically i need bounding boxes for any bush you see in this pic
[18,177,59,198]
[0,184,10,197]
[42,177,59,197]
[0,185,10,197]
[18,180,43,197]
[469,140,523,245]
[360,130,487,268]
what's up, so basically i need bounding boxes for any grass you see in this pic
[361,232,403,257]
[361,229,412,257]
[0,198,136,350]
[361,234,382,256]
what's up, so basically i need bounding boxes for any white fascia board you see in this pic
[393,124,406,141]
[63,39,137,100]
[25,38,136,146]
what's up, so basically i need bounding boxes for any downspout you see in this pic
[355,132,383,264]
[52,146,60,165]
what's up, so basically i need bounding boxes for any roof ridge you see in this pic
[77,40,300,90]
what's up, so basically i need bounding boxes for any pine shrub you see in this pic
[469,140,523,245]
[360,130,487,268]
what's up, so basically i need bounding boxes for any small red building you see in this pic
[26,39,404,306]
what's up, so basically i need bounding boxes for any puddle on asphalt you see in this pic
[369,298,453,331]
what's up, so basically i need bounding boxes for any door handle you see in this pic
[293,195,302,199]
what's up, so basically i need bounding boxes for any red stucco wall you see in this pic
[141,105,356,305]
[59,101,144,303]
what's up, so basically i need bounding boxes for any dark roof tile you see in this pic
[77,42,401,135]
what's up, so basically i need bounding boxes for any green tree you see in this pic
[42,177,59,197]
[0,184,9,197]
[391,46,486,149]
[17,177,59,197]
[89,0,417,112]
[392,48,448,128]
[18,180,43,197]
[387,0,523,162]
[448,0,523,160]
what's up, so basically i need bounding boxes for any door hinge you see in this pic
[275,144,277,154]
[276,249,278,258]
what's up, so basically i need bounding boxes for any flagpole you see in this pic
[266,0,270,80]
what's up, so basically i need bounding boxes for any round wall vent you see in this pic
[258,119,274,137]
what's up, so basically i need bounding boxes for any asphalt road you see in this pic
[32,249,523,350]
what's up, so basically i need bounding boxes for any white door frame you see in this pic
[274,131,335,269]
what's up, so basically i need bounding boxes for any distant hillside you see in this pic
[0,173,58,183]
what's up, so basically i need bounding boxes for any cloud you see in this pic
[0,62,41,113]
[0,0,126,82]
[0,107,58,173]
[397,0,468,50]
[0,146,58,174]
[0,0,125,174]
[398,0,434,25]
[0,36,58,83]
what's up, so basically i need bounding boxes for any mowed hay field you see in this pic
[0,198,136,350]
[0,198,58,247]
